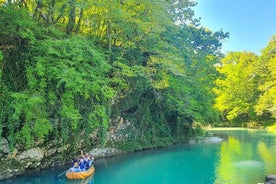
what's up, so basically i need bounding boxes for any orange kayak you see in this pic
[66,165,95,180]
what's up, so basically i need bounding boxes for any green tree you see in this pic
[214,52,259,122]
[22,36,114,146]
[0,6,40,148]
[0,0,230,151]
[254,35,276,118]
[0,6,115,148]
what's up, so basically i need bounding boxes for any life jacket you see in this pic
[79,161,86,171]
[85,160,92,170]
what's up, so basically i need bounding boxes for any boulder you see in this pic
[90,148,122,158]
[0,148,44,180]
[0,137,9,155]
[266,175,276,184]
[16,147,44,161]
[16,147,44,169]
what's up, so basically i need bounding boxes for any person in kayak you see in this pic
[81,150,94,170]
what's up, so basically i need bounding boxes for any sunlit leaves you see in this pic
[254,36,276,117]
[0,6,37,45]
[214,52,259,121]
[213,34,276,123]
[0,0,231,149]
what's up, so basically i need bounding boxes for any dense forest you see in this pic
[0,0,275,153]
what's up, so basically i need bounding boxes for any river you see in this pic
[0,128,276,184]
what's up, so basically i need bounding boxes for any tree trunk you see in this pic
[66,0,76,34]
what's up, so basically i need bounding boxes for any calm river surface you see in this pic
[1,128,276,184]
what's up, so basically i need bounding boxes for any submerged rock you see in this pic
[204,137,224,143]
[266,175,276,184]
[233,160,264,168]
[189,136,223,144]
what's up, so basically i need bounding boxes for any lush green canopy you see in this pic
[214,36,276,126]
[0,0,250,152]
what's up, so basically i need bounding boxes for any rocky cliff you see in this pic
[0,116,134,180]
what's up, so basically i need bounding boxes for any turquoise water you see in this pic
[1,128,276,184]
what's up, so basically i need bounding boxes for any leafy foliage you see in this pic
[0,1,231,151]
[214,52,259,121]
[214,36,276,125]
[254,36,276,118]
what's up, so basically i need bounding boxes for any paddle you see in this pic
[55,169,68,179]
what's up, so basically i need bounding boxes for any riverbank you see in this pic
[2,128,275,183]
[88,136,224,158]
[0,134,222,181]
[2,128,276,184]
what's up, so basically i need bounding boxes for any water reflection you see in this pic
[1,128,276,184]
[212,129,276,184]
[67,175,94,184]
[258,141,276,174]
